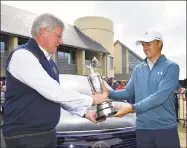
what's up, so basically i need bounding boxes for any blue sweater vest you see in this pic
[2,38,61,137]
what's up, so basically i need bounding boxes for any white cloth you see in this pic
[7,47,93,117]
[147,59,155,71]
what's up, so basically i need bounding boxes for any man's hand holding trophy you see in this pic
[85,57,118,122]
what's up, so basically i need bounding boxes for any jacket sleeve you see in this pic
[108,68,135,102]
[177,83,181,90]
[135,63,179,114]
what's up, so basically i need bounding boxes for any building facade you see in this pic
[1,4,143,80]
[1,4,109,77]
[74,16,115,77]
[114,40,143,80]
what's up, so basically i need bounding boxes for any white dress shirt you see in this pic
[7,46,93,117]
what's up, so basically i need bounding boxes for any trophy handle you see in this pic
[87,76,95,92]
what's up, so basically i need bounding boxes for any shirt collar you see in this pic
[147,59,154,70]
[38,45,52,60]
[147,59,155,65]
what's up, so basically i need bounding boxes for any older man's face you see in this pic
[141,40,162,59]
[42,26,63,54]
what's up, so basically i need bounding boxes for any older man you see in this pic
[95,29,181,148]
[2,13,109,148]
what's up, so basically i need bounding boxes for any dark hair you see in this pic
[160,43,163,51]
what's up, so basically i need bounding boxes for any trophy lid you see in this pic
[92,57,99,68]
[85,57,100,74]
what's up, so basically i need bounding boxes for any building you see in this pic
[1,4,143,80]
[114,40,143,80]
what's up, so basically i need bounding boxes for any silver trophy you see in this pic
[86,57,118,122]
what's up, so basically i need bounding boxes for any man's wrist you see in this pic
[131,104,136,113]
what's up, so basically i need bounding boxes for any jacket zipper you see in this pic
[147,60,159,94]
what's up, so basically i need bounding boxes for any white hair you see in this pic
[31,13,64,37]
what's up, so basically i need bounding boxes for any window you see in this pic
[0,33,9,56]
[129,67,133,74]
[57,47,76,64]
[18,37,29,45]
[71,50,76,64]
[58,51,69,64]
[109,56,113,69]
[0,41,8,56]
[0,42,5,52]
[128,52,142,70]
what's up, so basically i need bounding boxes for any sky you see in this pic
[1,1,186,80]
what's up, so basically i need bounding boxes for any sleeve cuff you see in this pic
[73,95,93,117]
[73,107,89,117]
[108,90,114,99]
[134,103,141,115]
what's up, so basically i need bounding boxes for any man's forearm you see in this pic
[108,89,131,101]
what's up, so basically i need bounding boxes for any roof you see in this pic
[63,25,109,53]
[114,40,143,61]
[1,4,109,54]
[1,4,36,38]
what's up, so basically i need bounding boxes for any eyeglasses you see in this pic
[52,31,62,39]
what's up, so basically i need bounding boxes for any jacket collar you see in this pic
[144,54,167,64]
[27,38,51,60]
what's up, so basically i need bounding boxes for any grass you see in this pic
[178,120,186,148]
